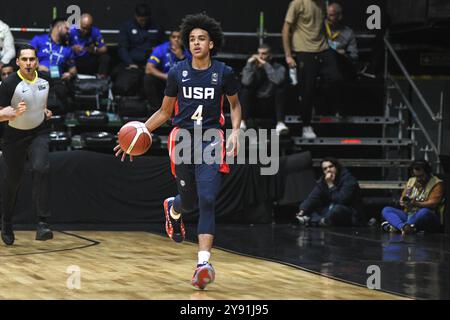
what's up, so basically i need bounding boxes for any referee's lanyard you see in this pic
[49,39,63,78]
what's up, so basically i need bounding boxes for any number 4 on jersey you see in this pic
[191,105,203,125]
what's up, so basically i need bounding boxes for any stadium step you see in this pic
[358,180,406,190]
[284,115,401,125]
[292,137,413,146]
[312,158,413,168]
[224,114,401,126]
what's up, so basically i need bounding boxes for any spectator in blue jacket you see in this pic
[113,3,164,96]
[118,3,164,68]
[30,18,76,113]
[69,13,110,77]
[296,157,362,227]
[144,30,190,108]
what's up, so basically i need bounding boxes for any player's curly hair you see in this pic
[180,13,224,56]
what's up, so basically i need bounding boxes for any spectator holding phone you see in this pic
[381,160,445,234]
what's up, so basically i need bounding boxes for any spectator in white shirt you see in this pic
[0,20,16,69]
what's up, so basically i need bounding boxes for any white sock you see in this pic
[198,251,211,265]
[170,207,181,220]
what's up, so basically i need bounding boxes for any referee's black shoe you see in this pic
[36,222,53,241]
[1,220,15,246]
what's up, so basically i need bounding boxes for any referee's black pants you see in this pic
[1,122,50,223]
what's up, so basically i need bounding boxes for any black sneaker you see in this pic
[36,222,53,241]
[401,223,417,235]
[381,221,394,232]
[1,221,15,246]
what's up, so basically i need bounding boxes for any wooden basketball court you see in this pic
[0,231,406,300]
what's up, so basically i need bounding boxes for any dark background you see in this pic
[1,0,387,56]
[1,0,386,33]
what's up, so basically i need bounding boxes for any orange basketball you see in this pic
[118,121,152,156]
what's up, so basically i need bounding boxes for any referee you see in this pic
[0,44,53,245]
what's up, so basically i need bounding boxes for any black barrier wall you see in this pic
[0,150,315,225]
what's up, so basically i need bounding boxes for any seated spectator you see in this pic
[381,160,445,234]
[1,63,14,84]
[144,30,190,109]
[69,13,110,78]
[240,43,289,135]
[0,19,16,69]
[296,157,362,227]
[30,18,77,113]
[114,3,164,96]
[31,18,76,80]
[325,2,358,73]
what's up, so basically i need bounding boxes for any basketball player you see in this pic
[115,13,242,289]
[0,44,53,245]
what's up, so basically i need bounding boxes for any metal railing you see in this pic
[383,36,444,171]
[11,25,376,60]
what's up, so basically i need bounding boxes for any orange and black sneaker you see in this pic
[163,197,185,243]
[191,262,215,290]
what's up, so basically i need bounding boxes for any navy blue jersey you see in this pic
[164,59,239,130]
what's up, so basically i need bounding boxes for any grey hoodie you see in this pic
[241,61,286,98]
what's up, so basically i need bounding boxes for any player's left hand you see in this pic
[114,144,133,162]
[226,130,240,157]
[44,108,53,120]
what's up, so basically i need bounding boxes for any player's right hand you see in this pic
[114,144,133,162]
